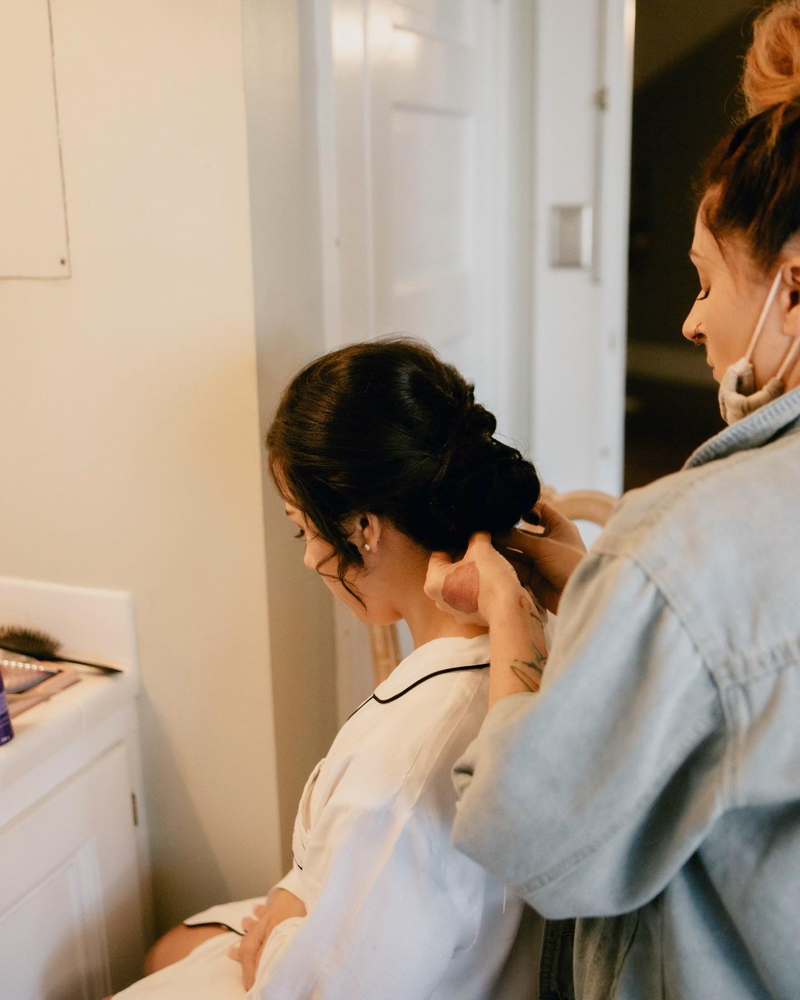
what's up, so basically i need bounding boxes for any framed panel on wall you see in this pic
[0,0,70,279]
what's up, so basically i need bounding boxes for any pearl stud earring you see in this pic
[364,543,371,552]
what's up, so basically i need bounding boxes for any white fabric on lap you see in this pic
[112,932,244,999]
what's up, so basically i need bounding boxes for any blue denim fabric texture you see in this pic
[452,387,800,1000]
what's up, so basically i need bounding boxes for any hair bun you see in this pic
[744,1,800,115]
[450,401,497,442]
[429,436,540,545]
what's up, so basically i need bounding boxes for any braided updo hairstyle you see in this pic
[267,338,540,589]
[700,1,800,272]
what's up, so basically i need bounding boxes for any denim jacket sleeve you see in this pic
[451,550,728,920]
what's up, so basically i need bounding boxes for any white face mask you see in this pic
[718,269,800,425]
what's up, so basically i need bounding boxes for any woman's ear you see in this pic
[780,256,800,338]
[347,513,382,556]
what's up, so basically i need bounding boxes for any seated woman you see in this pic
[113,339,542,999]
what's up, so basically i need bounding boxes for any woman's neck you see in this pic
[395,560,487,649]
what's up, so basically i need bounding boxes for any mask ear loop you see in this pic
[743,269,784,363]
[775,330,800,382]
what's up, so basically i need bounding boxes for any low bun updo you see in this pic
[267,338,540,587]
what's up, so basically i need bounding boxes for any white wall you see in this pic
[0,0,284,931]
[241,0,339,869]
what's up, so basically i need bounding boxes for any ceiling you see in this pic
[634,0,758,90]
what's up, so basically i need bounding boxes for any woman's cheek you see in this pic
[303,537,332,572]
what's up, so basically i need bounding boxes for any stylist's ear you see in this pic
[780,257,800,337]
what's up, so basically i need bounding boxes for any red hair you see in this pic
[701,2,800,271]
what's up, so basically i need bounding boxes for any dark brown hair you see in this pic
[701,2,800,271]
[266,338,540,591]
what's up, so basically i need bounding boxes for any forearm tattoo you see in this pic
[510,652,547,692]
[509,600,547,692]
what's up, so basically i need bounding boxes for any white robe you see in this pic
[115,635,540,999]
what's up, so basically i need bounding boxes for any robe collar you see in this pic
[347,633,490,719]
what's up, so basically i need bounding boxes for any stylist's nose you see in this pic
[682,300,701,343]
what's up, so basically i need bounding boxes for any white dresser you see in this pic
[0,578,152,1000]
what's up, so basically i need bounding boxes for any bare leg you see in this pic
[144,923,231,976]
[101,923,232,997]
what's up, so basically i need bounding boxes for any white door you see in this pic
[319,0,529,717]
[369,2,496,402]
[317,0,633,717]
[321,0,522,427]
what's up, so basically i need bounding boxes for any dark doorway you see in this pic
[625,2,762,489]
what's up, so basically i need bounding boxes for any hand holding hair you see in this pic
[425,532,537,627]
[494,501,586,615]
[426,531,549,702]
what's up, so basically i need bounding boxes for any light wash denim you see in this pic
[452,387,800,999]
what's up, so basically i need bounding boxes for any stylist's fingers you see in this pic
[493,545,534,586]
[495,533,578,615]
[426,549,454,574]
[498,551,560,613]
[527,501,585,549]
[425,551,486,624]
[502,526,583,573]
[424,550,455,603]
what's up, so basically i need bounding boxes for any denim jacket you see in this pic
[452,388,800,999]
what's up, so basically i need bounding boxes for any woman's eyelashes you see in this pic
[696,287,710,301]
[294,528,306,539]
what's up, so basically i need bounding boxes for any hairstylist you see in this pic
[425,5,800,999]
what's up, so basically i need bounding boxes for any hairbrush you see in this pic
[0,625,123,674]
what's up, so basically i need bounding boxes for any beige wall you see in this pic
[0,1,286,931]
[242,0,338,868]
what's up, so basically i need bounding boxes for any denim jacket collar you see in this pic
[685,385,800,470]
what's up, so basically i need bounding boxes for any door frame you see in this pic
[527,0,635,495]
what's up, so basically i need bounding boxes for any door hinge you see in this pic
[131,792,139,827]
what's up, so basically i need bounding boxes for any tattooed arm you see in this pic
[486,592,548,707]
[425,532,548,706]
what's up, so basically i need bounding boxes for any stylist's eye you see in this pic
[696,287,710,301]
[295,528,305,539]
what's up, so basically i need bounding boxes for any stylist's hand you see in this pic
[426,532,536,627]
[229,888,306,990]
[496,501,586,614]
